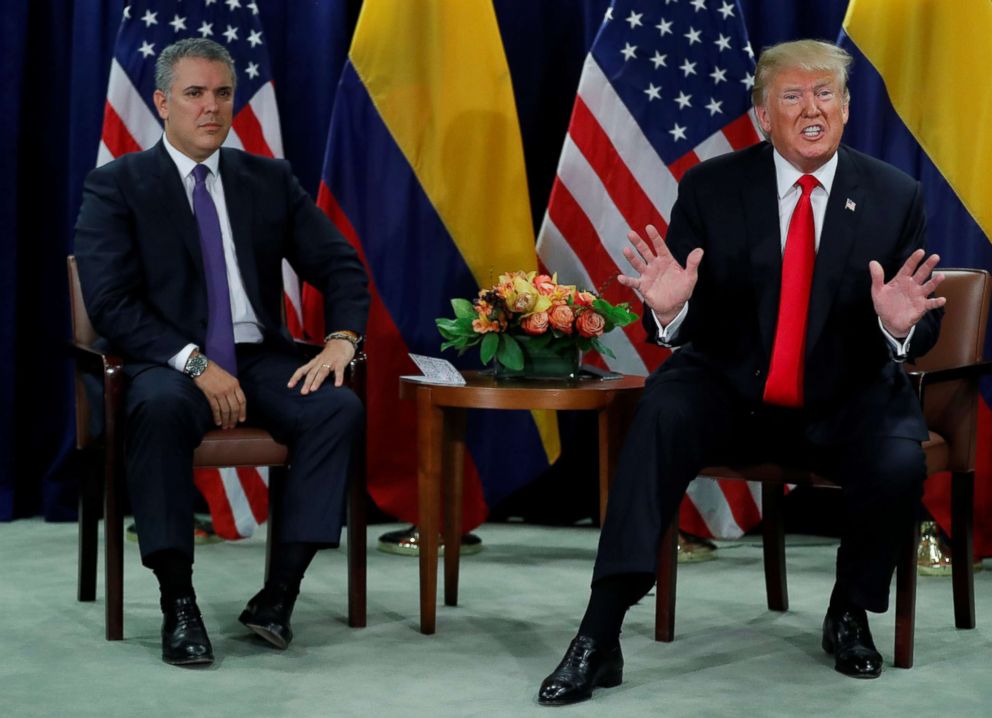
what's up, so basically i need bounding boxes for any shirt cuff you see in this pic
[878,318,914,363]
[169,343,199,372]
[652,303,689,346]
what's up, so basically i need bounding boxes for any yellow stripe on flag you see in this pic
[349,0,560,462]
[844,0,992,238]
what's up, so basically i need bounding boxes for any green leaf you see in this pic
[497,333,524,370]
[592,298,638,327]
[480,332,499,364]
[451,298,476,320]
[436,318,464,334]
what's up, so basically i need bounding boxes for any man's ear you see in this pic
[755,103,772,134]
[153,89,169,122]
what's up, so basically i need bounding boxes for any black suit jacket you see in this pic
[646,142,941,444]
[74,142,369,369]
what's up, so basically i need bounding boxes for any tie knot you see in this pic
[192,164,210,185]
[797,174,819,195]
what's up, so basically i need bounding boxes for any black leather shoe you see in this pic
[538,635,623,706]
[238,583,298,649]
[822,607,883,678]
[161,596,213,666]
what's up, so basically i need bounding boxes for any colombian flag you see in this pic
[841,0,992,555]
[315,0,560,529]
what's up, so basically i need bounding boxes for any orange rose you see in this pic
[573,290,596,308]
[576,310,606,338]
[549,304,575,334]
[521,311,549,335]
[533,274,557,296]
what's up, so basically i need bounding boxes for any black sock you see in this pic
[578,572,655,647]
[147,549,194,605]
[267,542,319,594]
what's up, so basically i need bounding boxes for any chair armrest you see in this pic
[70,340,124,376]
[907,360,992,404]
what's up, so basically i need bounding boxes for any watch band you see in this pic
[324,330,362,349]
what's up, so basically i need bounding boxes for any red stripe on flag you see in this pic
[236,467,269,525]
[232,104,274,158]
[667,151,700,183]
[101,101,142,157]
[316,182,490,530]
[716,479,762,531]
[569,97,668,234]
[193,468,241,539]
[722,113,762,151]
[546,180,669,368]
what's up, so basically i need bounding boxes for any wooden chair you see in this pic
[654,268,991,669]
[68,255,367,640]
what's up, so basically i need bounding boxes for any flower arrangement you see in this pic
[436,270,638,376]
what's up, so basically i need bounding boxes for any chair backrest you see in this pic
[67,256,99,449]
[905,268,992,472]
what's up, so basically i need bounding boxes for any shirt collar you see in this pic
[772,148,838,199]
[162,133,221,181]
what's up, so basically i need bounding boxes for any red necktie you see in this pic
[763,174,818,408]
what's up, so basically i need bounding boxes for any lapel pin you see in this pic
[845,198,856,212]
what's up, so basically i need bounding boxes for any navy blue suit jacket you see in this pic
[74,141,369,371]
[645,142,942,444]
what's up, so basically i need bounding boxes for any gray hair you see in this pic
[155,38,236,95]
[752,39,852,108]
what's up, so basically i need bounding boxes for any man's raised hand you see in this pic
[617,225,703,325]
[869,249,946,338]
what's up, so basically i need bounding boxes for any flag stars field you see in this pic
[169,15,186,33]
[622,43,637,61]
[685,26,702,44]
[674,91,692,109]
[223,24,238,42]
[656,18,673,36]
[718,1,736,19]
[680,59,697,77]
[138,41,154,58]
[141,10,157,27]
[651,51,667,69]
[645,83,662,101]
[715,33,732,51]
[627,11,643,29]
[198,21,213,37]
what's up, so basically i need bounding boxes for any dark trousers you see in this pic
[593,367,925,613]
[124,343,363,564]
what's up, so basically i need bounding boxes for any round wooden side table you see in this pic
[399,371,645,634]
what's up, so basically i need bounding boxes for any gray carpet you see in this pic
[1,519,989,717]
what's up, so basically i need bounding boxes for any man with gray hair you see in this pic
[75,38,369,666]
[538,39,944,704]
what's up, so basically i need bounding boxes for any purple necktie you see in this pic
[192,164,237,376]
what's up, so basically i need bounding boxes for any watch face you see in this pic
[186,353,208,378]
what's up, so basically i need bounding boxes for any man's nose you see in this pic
[801,93,821,116]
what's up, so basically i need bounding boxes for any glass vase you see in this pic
[493,339,580,380]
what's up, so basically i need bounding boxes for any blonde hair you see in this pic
[752,39,852,108]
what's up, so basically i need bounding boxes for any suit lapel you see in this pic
[151,142,203,274]
[742,145,784,360]
[219,150,266,325]
[806,146,862,353]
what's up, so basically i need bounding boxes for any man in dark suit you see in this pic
[74,38,369,666]
[538,40,946,704]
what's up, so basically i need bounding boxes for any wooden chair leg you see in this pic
[655,520,678,642]
[950,470,976,629]
[894,520,919,669]
[347,438,367,628]
[104,456,124,641]
[77,452,99,602]
[761,482,788,612]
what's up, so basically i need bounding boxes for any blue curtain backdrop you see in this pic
[0,1,847,522]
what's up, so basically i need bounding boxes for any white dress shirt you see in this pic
[653,149,913,357]
[162,134,264,372]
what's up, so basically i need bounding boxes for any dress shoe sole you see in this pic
[163,653,214,667]
[239,613,290,650]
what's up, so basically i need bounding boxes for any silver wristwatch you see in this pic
[184,351,209,378]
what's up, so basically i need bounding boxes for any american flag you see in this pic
[98,0,296,539]
[537,0,767,539]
